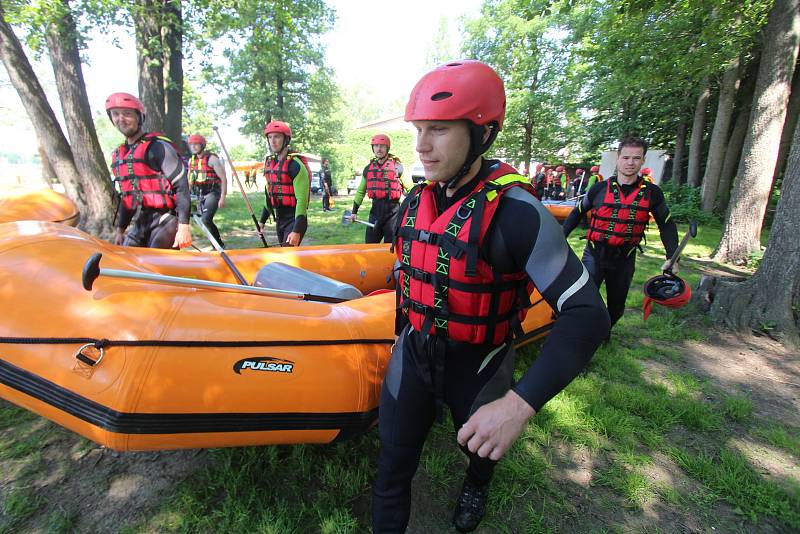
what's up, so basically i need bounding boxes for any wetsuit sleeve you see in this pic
[117,202,134,229]
[648,186,679,259]
[352,165,369,213]
[489,188,610,412]
[288,158,309,236]
[562,182,602,237]
[146,140,191,224]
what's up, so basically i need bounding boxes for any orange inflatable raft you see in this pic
[0,188,79,226]
[542,199,578,222]
[0,222,554,451]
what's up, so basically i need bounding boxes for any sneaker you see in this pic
[452,478,489,533]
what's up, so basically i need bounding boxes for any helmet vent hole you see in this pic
[431,91,453,101]
[445,62,462,67]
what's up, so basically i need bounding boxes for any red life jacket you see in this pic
[111,132,177,211]
[263,153,309,208]
[188,152,221,188]
[395,162,534,345]
[366,156,402,200]
[586,177,652,247]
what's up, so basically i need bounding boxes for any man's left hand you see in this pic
[218,196,226,209]
[456,390,536,461]
[173,223,193,249]
[285,231,301,246]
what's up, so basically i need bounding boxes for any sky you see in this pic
[0,0,484,158]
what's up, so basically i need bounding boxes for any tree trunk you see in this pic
[701,58,740,212]
[45,4,115,237]
[0,10,89,225]
[686,78,711,188]
[38,142,55,188]
[135,0,165,132]
[713,0,800,264]
[772,65,800,184]
[672,117,688,185]
[162,0,183,148]
[716,106,749,214]
[710,112,800,346]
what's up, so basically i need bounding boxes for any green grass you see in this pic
[3,203,798,532]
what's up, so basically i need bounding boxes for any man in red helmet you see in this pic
[532,163,546,198]
[562,137,679,330]
[105,92,192,249]
[554,165,568,199]
[587,165,603,189]
[372,61,610,533]
[188,134,227,247]
[259,120,311,246]
[350,134,412,243]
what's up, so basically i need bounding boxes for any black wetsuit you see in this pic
[353,161,406,244]
[117,137,190,249]
[321,166,333,210]
[562,177,679,327]
[372,159,611,533]
[191,153,224,247]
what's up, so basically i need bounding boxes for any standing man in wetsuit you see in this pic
[350,134,413,243]
[259,120,311,246]
[563,137,679,330]
[372,60,610,534]
[106,92,192,249]
[321,158,333,212]
[188,134,227,247]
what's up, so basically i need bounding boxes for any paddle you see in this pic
[342,209,375,228]
[191,214,249,285]
[213,126,269,248]
[663,221,698,274]
[81,253,347,303]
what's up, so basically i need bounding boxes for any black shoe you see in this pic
[452,478,489,533]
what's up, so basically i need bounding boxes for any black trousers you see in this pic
[365,200,400,244]
[274,206,296,245]
[198,189,223,246]
[581,242,637,327]
[123,209,178,249]
[372,327,516,533]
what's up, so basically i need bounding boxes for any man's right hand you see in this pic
[114,228,126,246]
[350,213,357,223]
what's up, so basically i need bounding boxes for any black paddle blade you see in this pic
[82,253,103,291]
[689,220,698,238]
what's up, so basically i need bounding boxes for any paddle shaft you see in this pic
[342,209,375,228]
[664,221,698,273]
[81,253,345,303]
[192,214,249,285]
[213,127,269,248]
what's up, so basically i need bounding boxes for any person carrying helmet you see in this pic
[562,137,679,330]
[105,92,192,249]
[320,158,334,211]
[350,134,413,243]
[259,120,311,246]
[572,168,586,196]
[532,163,546,199]
[372,60,610,534]
[187,134,227,247]
[586,165,604,189]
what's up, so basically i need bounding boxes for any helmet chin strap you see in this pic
[445,123,499,189]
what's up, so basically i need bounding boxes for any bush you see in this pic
[660,183,717,225]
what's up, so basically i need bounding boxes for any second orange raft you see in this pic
[0,222,554,451]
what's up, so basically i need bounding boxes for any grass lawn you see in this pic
[1,192,798,533]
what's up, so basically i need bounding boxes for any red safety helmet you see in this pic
[105,92,145,123]
[556,165,565,172]
[642,274,692,321]
[188,134,206,146]
[405,60,506,129]
[641,167,652,175]
[591,165,600,173]
[264,120,292,138]
[576,168,584,175]
[371,134,391,148]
